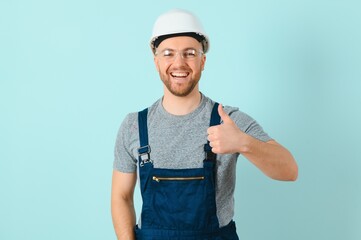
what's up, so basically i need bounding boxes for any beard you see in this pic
[159,69,202,97]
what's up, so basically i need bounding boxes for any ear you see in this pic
[154,55,160,72]
[201,54,206,71]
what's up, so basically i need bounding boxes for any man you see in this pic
[111,9,298,240]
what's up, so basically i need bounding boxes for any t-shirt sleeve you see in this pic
[227,107,273,142]
[113,113,138,173]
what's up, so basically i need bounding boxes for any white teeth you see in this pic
[171,72,188,77]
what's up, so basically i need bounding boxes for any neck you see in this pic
[162,89,202,116]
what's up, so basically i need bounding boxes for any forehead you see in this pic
[157,36,202,50]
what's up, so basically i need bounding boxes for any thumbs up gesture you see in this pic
[207,104,249,154]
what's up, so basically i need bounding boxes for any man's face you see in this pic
[154,36,206,97]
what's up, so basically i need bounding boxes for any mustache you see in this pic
[168,67,191,72]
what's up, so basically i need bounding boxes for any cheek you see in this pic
[191,63,203,73]
[154,59,168,73]
[157,62,170,73]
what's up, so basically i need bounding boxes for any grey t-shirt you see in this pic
[113,94,272,227]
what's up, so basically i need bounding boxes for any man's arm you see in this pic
[111,170,137,240]
[240,139,298,181]
[207,104,298,181]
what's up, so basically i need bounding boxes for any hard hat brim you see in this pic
[150,32,209,54]
[153,32,205,49]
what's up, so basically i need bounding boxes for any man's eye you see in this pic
[163,51,174,57]
[184,50,196,57]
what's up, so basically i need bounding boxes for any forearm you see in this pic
[240,136,298,181]
[111,196,136,240]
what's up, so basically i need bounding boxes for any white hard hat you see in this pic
[150,9,209,54]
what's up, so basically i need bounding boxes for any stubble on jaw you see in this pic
[160,76,200,97]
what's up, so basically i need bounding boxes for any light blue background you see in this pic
[1,0,360,239]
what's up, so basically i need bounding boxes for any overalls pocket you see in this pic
[141,167,217,231]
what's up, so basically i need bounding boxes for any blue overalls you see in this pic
[135,103,239,240]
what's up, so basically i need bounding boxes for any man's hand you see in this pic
[207,104,298,181]
[207,104,250,154]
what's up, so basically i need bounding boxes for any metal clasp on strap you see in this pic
[138,145,152,167]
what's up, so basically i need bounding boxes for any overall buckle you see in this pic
[138,145,152,167]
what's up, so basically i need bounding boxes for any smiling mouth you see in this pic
[170,72,190,78]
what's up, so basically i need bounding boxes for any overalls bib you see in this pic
[135,103,239,240]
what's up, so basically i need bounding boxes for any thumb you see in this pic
[218,104,233,124]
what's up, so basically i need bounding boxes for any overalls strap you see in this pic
[204,102,220,161]
[138,108,152,167]
[210,102,221,127]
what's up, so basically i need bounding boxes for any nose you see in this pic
[172,52,186,66]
